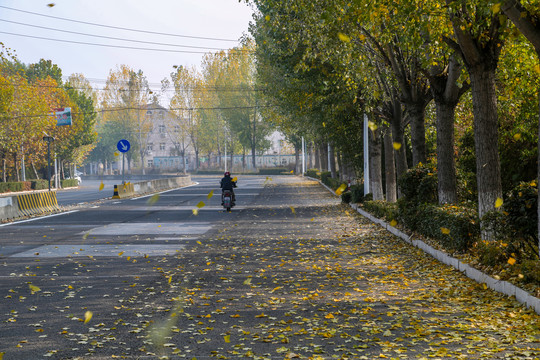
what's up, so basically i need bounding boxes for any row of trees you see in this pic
[246,0,540,239]
[87,41,273,174]
[0,47,97,182]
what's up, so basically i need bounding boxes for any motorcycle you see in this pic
[222,190,234,212]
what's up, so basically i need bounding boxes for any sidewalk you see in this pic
[86,176,540,359]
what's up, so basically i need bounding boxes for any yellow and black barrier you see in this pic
[112,182,135,199]
[16,191,60,217]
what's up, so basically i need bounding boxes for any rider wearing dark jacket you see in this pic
[220,172,237,205]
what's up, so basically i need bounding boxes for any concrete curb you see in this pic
[0,191,61,221]
[307,176,540,315]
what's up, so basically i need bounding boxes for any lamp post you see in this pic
[42,135,55,191]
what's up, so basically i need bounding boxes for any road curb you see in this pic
[307,176,540,315]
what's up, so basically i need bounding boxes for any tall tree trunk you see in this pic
[469,69,502,219]
[13,153,19,182]
[409,105,427,166]
[369,127,384,200]
[383,126,397,202]
[294,144,300,174]
[429,54,468,205]
[436,102,458,204]
[319,142,328,172]
[329,142,337,178]
[391,98,408,181]
[315,144,321,170]
[31,161,39,179]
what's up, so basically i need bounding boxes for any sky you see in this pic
[0,0,255,90]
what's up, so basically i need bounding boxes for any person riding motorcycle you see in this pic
[220,172,237,205]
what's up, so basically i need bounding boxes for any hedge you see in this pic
[258,168,289,175]
[61,179,79,188]
[0,182,24,193]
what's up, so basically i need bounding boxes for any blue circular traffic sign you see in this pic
[117,139,131,153]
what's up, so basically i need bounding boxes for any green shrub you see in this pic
[414,203,480,252]
[363,200,398,221]
[306,169,319,178]
[320,171,331,184]
[482,181,539,260]
[350,184,364,203]
[61,179,79,188]
[31,180,49,190]
[363,193,373,202]
[520,260,540,283]
[0,182,23,193]
[398,165,438,204]
[259,168,289,175]
[475,240,508,267]
[341,191,352,204]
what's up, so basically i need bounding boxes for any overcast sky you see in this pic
[0,0,255,89]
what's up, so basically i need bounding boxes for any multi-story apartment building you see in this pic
[144,104,193,172]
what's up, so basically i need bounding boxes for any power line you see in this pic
[0,31,224,54]
[9,105,274,120]
[0,18,243,51]
[0,5,240,42]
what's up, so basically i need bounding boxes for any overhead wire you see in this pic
[8,104,274,120]
[0,18,245,52]
[0,5,240,42]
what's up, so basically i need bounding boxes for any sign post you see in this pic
[117,139,131,184]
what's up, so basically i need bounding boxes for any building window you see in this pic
[147,143,153,151]
[160,143,166,150]
[147,159,154,167]
[158,124,166,133]
[174,125,180,133]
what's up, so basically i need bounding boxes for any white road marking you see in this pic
[82,222,212,236]
[0,211,80,227]
[10,244,185,258]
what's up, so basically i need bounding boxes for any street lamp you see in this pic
[42,135,55,191]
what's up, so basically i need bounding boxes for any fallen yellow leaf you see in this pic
[441,227,451,235]
[224,334,230,343]
[147,194,160,205]
[29,284,41,294]
[390,219,397,227]
[508,257,516,265]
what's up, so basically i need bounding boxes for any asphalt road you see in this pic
[0,175,266,359]
[1,175,538,359]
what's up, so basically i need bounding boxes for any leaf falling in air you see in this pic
[513,133,521,141]
[232,176,238,182]
[192,209,199,216]
[441,227,451,235]
[99,182,104,191]
[114,151,119,157]
[207,190,214,199]
[118,251,124,256]
[335,183,347,196]
[243,278,252,285]
[84,311,93,324]
[47,3,55,7]
[29,284,41,294]
[492,2,501,14]
[224,334,230,343]
[196,201,205,209]
[146,194,160,205]
[368,121,377,131]
[393,142,402,150]
[495,198,504,208]
[508,257,516,265]
[290,206,296,215]
[0,352,5,360]
[390,219,397,227]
